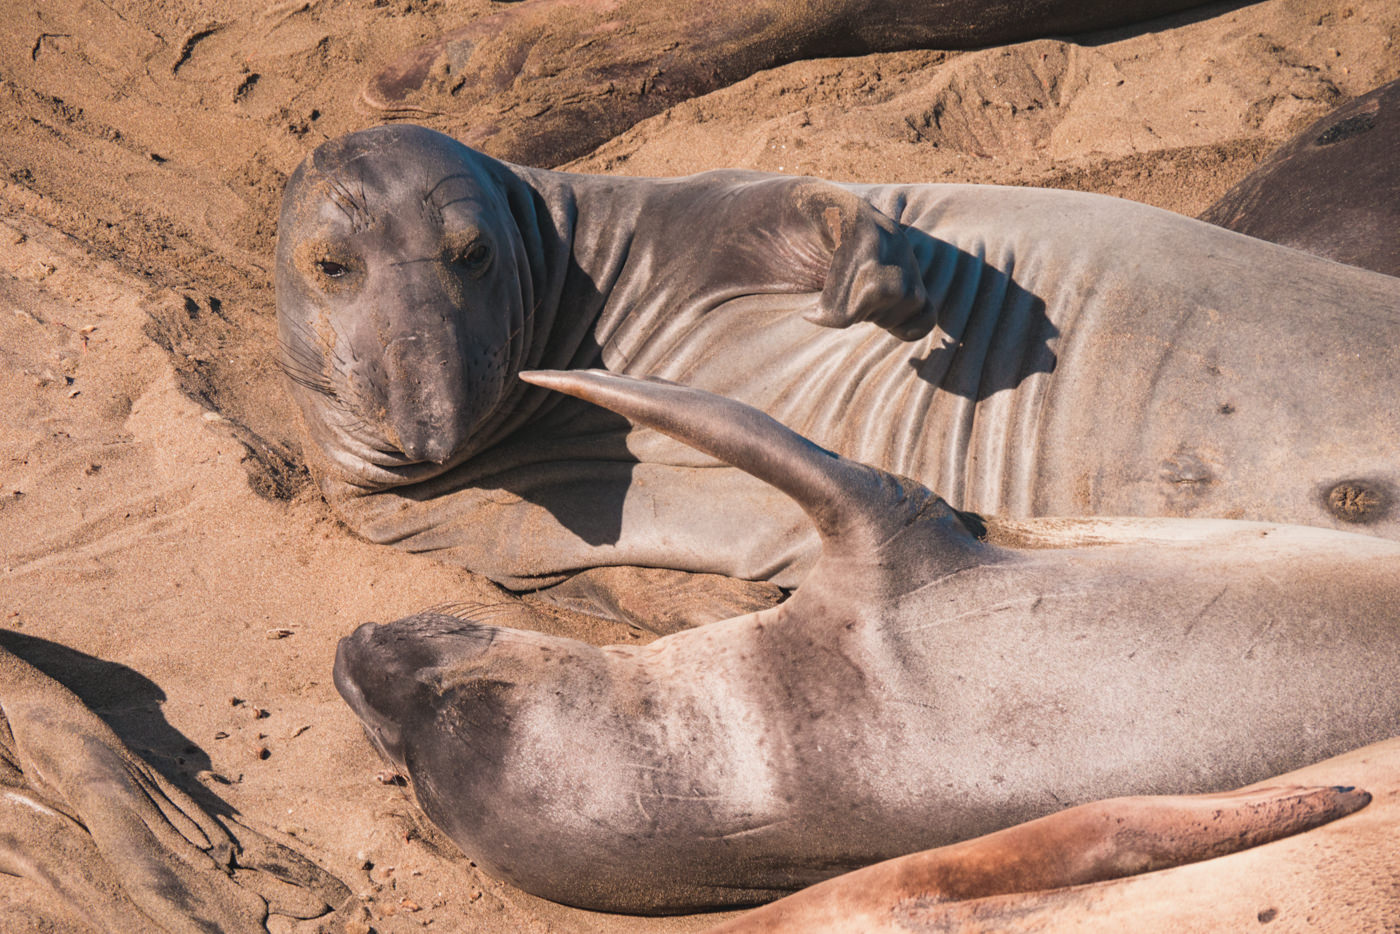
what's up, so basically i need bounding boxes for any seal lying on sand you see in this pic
[278,126,1400,623]
[333,370,1400,914]
[709,738,1400,932]
[0,641,350,932]
[362,0,1216,165]
[1201,77,1400,277]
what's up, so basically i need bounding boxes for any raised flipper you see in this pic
[519,369,987,568]
[704,784,1370,933]
[627,173,930,342]
[0,646,350,932]
[786,179,930,340]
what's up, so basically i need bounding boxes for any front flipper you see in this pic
[638,173,931,340]
[704,784,1370,933]
[790,180,931,340]
[0,646,350,933]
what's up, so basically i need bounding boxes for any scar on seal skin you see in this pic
[333,369,1400,914]
[362,0,1217,166]
[1323,478,1393,524]
[0,644,351,932]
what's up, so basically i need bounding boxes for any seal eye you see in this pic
[457,242,492,278]
[316,259,349,279]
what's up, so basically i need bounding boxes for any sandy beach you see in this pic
[1,0,1397,929]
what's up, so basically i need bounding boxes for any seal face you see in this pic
[275,125,536,481]
[335,371,1400,914]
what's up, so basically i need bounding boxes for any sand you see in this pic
[0,0,1396,929]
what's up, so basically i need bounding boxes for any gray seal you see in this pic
[333,370,1400,914]
[277,125,1400,618]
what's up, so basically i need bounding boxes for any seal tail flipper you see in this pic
[702,784,1370,934]
[519,369,975,550]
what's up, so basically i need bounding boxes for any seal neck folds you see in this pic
[276,126,578,487]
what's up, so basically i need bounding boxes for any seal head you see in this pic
[276,125,539,484]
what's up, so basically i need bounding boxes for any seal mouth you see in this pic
[390,430,455,466]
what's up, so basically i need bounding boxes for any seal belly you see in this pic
[1024,206,1400,533]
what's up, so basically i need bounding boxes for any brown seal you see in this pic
[705,783,1371,933]
[0,635,350,931]
[363,0,1218,166]
[710,737,1400,932]
[1201,77,1400,277]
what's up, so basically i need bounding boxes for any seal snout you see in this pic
[392,423,455,465]
[379,332,469,464]
[334,622,413,768]
[332,622,382,715]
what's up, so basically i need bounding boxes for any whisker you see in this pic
[426,599,529,622]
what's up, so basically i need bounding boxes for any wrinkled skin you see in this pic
[277,127,1400,630]
[362,0,1218,166]
[334,371,1400,914]
[0,645,350,932]
[276,126,927,490]
[1201,77,1400,277]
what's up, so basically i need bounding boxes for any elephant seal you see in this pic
[363,0,1217,165]
[278,125,1400,619]
[0,641,350,931]
[1201,78,1400,277]
[709,738,1400,932]
[333,370,1400,914]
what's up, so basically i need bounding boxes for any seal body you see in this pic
[334,371,1400,914]
[0,637,350,930]
[1201,77,1400,277]
[362,0,1217,166]
[278,126,1400,597]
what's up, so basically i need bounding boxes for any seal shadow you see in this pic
[494,400,638,548]
[902,231,1059,401]
[0,629,232,818]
